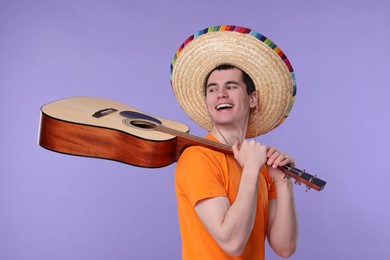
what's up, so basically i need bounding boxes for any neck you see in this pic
[210,126,246,146]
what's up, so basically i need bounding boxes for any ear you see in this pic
[249,90,259,109]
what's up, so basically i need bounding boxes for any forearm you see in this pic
[220,168,259,254]
[268,181,298,257]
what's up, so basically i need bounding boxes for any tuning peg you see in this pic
[294,180,301,185]
[306,186,311,192]
[309,175,317,183]
[284,174,291,180]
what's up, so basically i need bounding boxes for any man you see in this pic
[170,25,298,259]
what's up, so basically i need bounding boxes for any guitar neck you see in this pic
[154,124,326,192]
[155,125,231,157]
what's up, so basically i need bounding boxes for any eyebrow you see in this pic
[206,80,240,89]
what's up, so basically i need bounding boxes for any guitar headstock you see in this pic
[281,165,326,191]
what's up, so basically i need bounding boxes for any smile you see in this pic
[216,103,234,110]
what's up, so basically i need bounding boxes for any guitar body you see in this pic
[39,96,190,168]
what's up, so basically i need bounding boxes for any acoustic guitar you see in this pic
[38,96,326,191]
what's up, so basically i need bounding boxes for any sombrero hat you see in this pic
[170,25,296,138]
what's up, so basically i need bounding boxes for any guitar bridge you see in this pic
[92,108,118,118]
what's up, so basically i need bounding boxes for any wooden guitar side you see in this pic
[39,113,179,168]
[38,96,189,168]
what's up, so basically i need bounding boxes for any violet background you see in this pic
[1,0,389,259]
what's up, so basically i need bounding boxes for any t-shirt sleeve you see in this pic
[176,147,227,207]
[263,167,277,200]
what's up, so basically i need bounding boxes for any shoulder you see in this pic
[176,146,226,185]
[177,146,224,171]
[175,146,229,206]
[180,145,210,158]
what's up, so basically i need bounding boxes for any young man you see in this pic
[170,26,298,259]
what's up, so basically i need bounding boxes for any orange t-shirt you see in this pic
[175,134,277,260]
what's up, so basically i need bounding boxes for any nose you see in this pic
[217,87,228,98]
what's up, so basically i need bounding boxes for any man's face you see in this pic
[205,68,257,129]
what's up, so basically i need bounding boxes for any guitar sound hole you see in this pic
[129,120,156,129]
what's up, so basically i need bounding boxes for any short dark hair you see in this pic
[203,64,256,96]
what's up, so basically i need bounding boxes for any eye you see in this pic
[207,87,216,93]
[227,85,238,90]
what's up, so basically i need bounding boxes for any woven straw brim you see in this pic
[170,27,296,138]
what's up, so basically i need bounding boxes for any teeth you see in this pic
[216,104,233,110]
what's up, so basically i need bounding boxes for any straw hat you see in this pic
[170,25,296,137]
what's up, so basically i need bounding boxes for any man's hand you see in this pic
[266,146,295,184]
[232,139,267,173]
